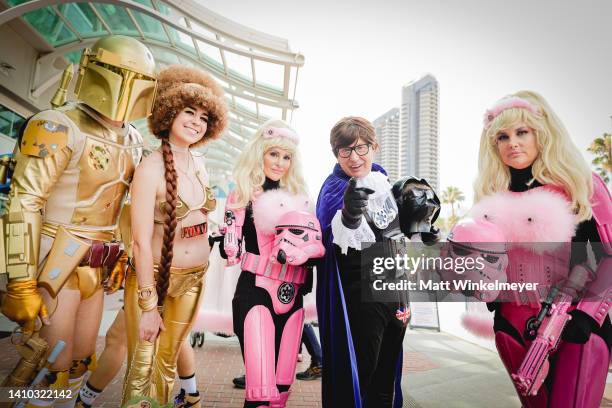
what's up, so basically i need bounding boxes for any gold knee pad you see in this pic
[47,369,70,389]
[54,354,97,408]
[25,369,70,407]
[52,354,98,408]
[69,353,98,379]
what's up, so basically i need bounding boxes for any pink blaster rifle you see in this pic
[511,286,572,396]
[223,210,241,265]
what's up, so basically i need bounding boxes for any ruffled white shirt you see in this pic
[331,171,398,254]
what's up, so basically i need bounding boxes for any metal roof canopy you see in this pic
[0,0,304,186]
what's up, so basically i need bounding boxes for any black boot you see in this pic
[232,374,246,389]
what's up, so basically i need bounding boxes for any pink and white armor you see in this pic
[576,174,612,326]
[271,210,326,266]
[225,189,324,407]
[468,175,611,408]
[443,218,509,302]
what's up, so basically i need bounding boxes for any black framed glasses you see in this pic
[336,143,371,158]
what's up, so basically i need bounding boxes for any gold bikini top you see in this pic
[154,175,217,224]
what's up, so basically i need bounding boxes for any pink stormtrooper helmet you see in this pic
[271,210,325,265]
[445,218,509,302]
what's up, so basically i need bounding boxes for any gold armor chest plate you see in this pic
[43,108,140,230]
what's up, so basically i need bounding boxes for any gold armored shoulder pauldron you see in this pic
[20,120,69,158]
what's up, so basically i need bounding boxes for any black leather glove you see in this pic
[562,309,598,344]
[210,234,237,259]
[208,234,224,250]
[341,178,374,229]
[299,266,314,296]
[420,227,441,246]
[486,301,500,313]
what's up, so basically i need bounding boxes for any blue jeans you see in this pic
[302,323,322,365]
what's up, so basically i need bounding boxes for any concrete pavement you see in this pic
[0,327,610,407]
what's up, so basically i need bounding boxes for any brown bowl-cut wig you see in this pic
[149,65,228,147]
[329,116,378,156]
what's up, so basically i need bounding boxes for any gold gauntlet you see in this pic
[3,191,42,280]
[105,252,129,294]
[137,283,158,311]
[1,280,47,333]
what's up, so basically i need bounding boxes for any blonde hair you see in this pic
[231,119,308,208]
[474,90,593,221]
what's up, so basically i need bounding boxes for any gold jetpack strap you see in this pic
[37,226,91,298]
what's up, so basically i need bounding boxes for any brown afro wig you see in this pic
[149,65,228,147]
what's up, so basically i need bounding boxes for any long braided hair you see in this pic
[148,65,228,305]
[157,138,178,305]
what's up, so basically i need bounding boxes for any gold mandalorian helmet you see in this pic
[74,35,157,122]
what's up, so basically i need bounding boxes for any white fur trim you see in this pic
[355,171,391,193]
[252,190,312,235]
[469,188,577,252]
[331,210,376,254]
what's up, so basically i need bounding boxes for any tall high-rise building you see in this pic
[373,107,400,181]
[400,74,439,191]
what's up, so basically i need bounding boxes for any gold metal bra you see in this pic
[155,183,216,224]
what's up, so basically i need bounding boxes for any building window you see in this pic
[0,104,26,141]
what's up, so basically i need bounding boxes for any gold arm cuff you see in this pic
[137,284,158,311]
[138,294,158,312]
[5,279,39,298]
[138,283,155,292]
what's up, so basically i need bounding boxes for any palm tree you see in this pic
[436,215,460,235]
[587,133,611,183]
[441,186,465,218]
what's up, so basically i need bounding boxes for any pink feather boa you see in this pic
[461,312,495,338]
[461,187,579,338]
[469,187,577,252]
